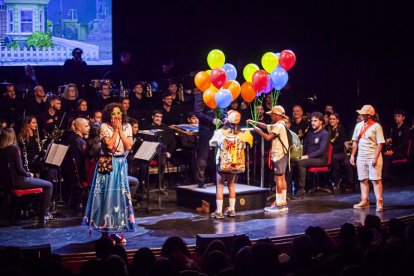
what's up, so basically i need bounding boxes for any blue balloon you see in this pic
[270,67,289,90]
[215,89,232,108]
[275,52,280,67]
[222,63,237,81]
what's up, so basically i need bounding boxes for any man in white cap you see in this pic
[350,104,385,212]
[248,105,289,211]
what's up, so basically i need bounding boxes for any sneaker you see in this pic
[376,199,384,212]
[210,211,224,219]
[224,209,236,217]
[264,202,288,212]
[353,200,370,209]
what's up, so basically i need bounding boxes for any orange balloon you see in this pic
[194,71,211,92]
[223,80,241,100]
[241,82,256,103]
[203,88,218,109]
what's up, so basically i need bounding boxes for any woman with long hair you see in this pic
[0,128,53,223]
[83,103,135,241]
[17,116,42,174]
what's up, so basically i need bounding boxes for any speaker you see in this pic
[0,244,51,261]
[196,233,246,253]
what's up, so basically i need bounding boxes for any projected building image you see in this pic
[0,0,112,66]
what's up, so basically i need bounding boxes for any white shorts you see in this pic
[356,156,383,181]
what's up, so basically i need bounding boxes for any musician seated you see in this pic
[0,128,54,223]
[0,84,24,128]
[141,110,177,189]
[61,118,90,216]
[92,83,117,111]
[90,110,103,126]
[17,116,42,175]
[38,95,64,139]
[61,83,80,114]
[175,112,199,183]
[160,92,181,125]
[24,85,48,117]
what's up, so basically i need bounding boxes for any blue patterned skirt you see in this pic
[83,156,135,232]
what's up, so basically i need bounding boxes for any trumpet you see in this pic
[344,140,352,156]
[146,82,152,98]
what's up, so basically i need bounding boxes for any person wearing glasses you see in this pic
[83,103,135,242]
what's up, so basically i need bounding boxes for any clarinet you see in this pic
[21,138,30,172]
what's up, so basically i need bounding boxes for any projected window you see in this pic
[8,9,13,32]
[1,0,113,66]
[20,10,33,33]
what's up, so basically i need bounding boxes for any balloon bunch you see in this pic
[194,48,296,126]
[242,50,296,124]
[194,49,241,111]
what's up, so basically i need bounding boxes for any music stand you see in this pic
[44,143,69,213]
[134,141,161,213]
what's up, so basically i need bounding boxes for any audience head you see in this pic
[132,247,156,276]
[95,236,114,260]
[160,236,190,259]
[292,105,304,120]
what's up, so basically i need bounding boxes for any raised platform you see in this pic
[175,183,269,211]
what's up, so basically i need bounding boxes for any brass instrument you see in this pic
[178,84,184,102]
[344,140,352,156]
[146,82,152,98]
[119,80,129,98]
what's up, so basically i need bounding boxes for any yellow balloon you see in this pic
[209,84,219,93]
[243,63,260,82]
[205,69,211,75]
[261,52,279,73]
[207,49,225,69]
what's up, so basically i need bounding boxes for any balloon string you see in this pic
[272,90,280,106]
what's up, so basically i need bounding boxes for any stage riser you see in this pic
[176,184,269,211]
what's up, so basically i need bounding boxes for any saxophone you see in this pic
[146,82,152,98]
[119,80,129,98]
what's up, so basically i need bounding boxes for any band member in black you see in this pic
[194,90,225,188]
[61,118,90,216]
[17,116,42,175]
[38,96,65,139]
[0,128,53,223]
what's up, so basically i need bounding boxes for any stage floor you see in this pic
[1,184,414,254]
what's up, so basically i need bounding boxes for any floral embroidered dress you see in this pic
[83,123,135,232]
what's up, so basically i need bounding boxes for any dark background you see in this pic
[1,0,413,132]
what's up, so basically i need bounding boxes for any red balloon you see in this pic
[210,68,227,89]
[279,50,296,71]
[251,70,269,92]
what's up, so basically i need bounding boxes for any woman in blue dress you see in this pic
[83,102,135,240]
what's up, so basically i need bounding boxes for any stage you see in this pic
[1,183,414,257]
